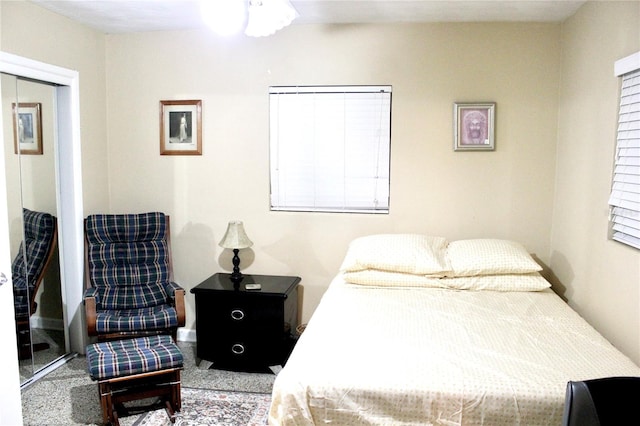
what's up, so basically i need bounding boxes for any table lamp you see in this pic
[219,221,253,286]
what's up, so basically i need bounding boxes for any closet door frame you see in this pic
[0,51,85,356]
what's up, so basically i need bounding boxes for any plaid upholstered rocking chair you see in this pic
[83,212,185,341]
[13,209,58,359]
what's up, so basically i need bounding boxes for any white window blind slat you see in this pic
[616,133,640,145]
[612,206,640,221]
[620,112,640,124]
[613,223,640,239]
[611,208,640,247]
[619,155,640,166]
[613,172,640,183]
[612,182,640,194]
[609,189,640,205]
[609,197,640,212]
[270,85,392,213]
[612,232,640,249]
[613,216,640,232]
[609,67,640,249]
[614,164,640,177]
[619,148,640,157]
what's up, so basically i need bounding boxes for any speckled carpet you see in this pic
[133,388,270,426]
[21,341,277,425]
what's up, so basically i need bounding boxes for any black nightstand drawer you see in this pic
[207,335,288,369]
[191,273,300,371]
[203,293,283,330]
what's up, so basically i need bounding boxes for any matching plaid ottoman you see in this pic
[86,335,183,426]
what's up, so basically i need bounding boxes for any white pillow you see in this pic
[340,234,450,276]
[438,273,550,291]
[343,270,550,292]
[342,270,449,288]
[446,239,542,277]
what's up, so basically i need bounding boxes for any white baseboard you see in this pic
[30,316,64,331]
[177,328,197,343]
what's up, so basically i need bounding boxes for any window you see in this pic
[609,52,640,249]
[269,86,391,213]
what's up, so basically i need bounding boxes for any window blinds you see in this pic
[269,86,391,213]
[609,68,640,249]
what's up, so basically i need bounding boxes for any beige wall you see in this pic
[0,0,109,215]
[552,1,640,364]
[104,23,560,330]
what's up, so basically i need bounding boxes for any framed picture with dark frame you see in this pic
[12,103,43,155]
[160,99,202,155]
[453,102,496,151]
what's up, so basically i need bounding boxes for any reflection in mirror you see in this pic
[2,73,67,384]
[16,77,66,383]
[1,73,28,376]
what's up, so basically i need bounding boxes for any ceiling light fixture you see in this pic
[245,0,298,37]
[200,0,246,36]
[201,0,298,37]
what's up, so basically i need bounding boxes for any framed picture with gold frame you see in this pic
[160,99,202,155]
[13,103,43,155]
[453,102,496,151]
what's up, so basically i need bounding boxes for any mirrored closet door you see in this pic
[1,72,68,384]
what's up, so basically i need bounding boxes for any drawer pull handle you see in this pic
[231,343,245,355]
[230,309,245,320]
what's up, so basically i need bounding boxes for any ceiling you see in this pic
[29,0,586,34]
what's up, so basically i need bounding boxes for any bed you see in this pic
[269,235,640,425]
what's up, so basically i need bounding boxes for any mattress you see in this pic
[269,276,640,425]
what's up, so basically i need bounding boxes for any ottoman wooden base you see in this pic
[86,335,184,426]
[98,368,181,426]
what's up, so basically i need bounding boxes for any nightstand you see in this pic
[190,273,300,371]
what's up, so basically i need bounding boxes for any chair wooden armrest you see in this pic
[85,295,98,336]
[174,289,186,327]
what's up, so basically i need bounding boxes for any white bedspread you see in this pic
[269,276,640,425]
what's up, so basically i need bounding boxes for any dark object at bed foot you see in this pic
[563,376,640,426]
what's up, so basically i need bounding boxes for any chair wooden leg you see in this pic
[172,370,182,411]
[111,409,120,426]
[164,400,176,423]
[99,382,117,425]
[164,370,181,422]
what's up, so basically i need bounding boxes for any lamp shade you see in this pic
[219,221,253,249]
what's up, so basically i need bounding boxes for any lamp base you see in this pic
[230,272,244,290]
[230,249,244,290]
